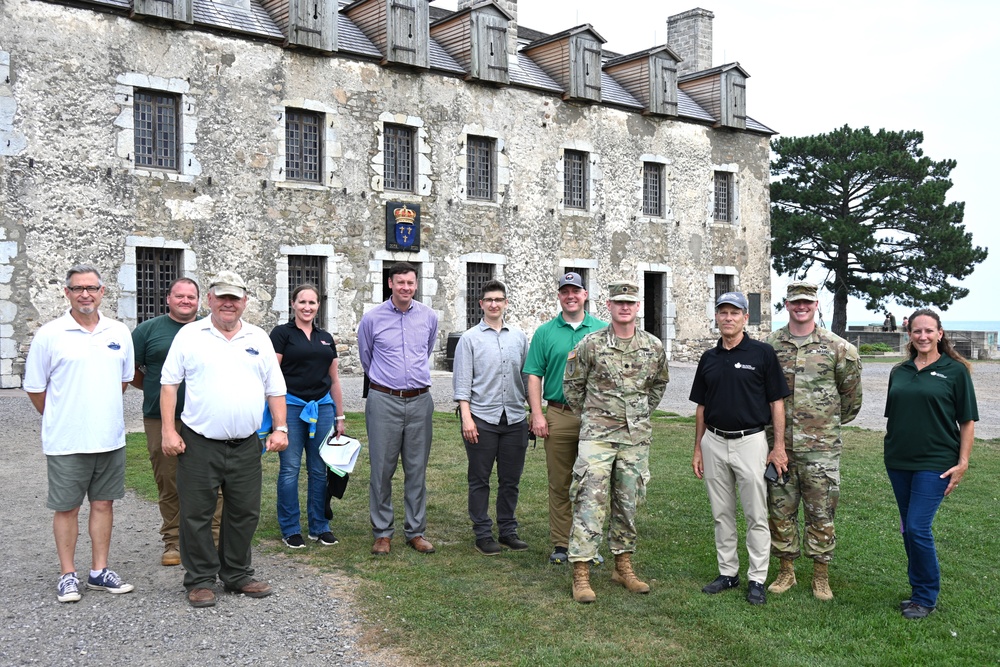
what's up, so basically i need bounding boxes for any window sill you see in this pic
[275,181,327,192]
[130,169,194,184]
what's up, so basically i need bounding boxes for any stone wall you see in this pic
[0,0,774,386]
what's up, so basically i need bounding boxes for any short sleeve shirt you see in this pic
[522,312,606,404]
[161,319,286,440]
[132,314,189,419]
[689,334,790,431]
[884,355,978,471]
[24,311,134,455]
[270,320,337,401]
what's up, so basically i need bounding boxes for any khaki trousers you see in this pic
[543,405,582,549]
[144,417,222,550]
[701,429,770,584]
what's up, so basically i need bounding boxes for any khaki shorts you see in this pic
[46,448,126,511]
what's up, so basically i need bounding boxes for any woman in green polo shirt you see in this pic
[884,309,978,620]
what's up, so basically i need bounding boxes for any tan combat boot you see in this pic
[572,562,596,603]
[611,553,650,594]
[767,558,797,594]
[812,561,833,600]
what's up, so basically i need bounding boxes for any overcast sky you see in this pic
[438,0,998,323]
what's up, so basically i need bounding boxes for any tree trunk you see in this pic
[831,279,849,338]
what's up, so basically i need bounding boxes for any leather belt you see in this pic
[547,401,570,410]
[706,424,765,439]
[369,382,430,399]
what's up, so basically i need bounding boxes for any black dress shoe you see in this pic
[498,533,528,551]
[746,580,767,605]
[475,537,501,556]
[702,574,740,594]
[902,602,935,619]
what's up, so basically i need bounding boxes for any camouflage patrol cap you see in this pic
[786,281,819,302]
[608,281,640,302]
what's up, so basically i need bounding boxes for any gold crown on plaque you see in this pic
[394,205,416,224]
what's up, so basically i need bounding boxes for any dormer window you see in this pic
[345,0,429,69]
[523,25,605,103]
[261,0,338,52]
[132,0,193,23]
[431,2,511,84]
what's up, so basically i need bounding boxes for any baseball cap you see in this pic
[716,291,748,310]
[785,281,819,302]
[608,281,640,302]
[209,270,247,298]
[558,272,585,289]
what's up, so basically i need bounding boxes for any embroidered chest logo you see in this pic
[107,341,121,350]
[734,362,757,371]
[246,347,260,356]
[930,371,948,379]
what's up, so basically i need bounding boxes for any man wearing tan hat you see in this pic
[160,270,288,608]
[563,281,669,603]
[765,281,862,600]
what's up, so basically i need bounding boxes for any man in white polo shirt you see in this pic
[24,265,136,603]
[160,270,288,608]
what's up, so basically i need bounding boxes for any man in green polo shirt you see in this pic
[523,272,606,565]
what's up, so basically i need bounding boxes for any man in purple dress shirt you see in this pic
[358,262,439,555]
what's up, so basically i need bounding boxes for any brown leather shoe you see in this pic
[224,579,272,598]
[188,588,216,608]
[407,535,436,554]
[371,537,391,555]
[162,547,181,567]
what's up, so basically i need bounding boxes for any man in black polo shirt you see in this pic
[690,291,790,605]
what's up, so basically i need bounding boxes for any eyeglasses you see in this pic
[67,286,102,294]
[481,298,507,305]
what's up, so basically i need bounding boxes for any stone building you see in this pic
[0,0,775,388]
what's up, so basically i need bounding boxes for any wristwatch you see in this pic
[274,425,289,433]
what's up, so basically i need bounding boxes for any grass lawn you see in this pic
[125,413,1000,667]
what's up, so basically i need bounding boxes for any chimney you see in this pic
[458,0,518,56]
[667,8,714,76]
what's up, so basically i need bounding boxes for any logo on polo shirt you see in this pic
[734,362,757,371]
[107,341,121,350]
[321,340,331,346]
[930,371,947,379]
[246,347,260,356]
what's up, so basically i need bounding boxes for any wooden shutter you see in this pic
[388,0,428,68]
[472,13,509,84]
[570,37,602,102]
[132,0,193,24]
[289,0,338,52]
[652,57,678,116]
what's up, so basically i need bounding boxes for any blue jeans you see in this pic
[277,402,335,538]
[886,468,949,608]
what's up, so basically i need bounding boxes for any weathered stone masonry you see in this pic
[0,0,775,388]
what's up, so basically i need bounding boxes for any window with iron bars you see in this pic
[285,109,322,183]
[384,124,414,192]
[466,263,495,328]
[643,162,664,217]
[288,255,327,326]
[136,247,181,323]
[714,171,733,222]
[563,150,588,210]
[466,136,494,200]
[134,90,179,171]
[563,266,591,312]
[714,273,735,301]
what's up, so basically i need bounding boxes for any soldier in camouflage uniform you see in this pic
[562,281,670,603]
[766,281,862,600]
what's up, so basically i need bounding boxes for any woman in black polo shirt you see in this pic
[270,284,346,549]
[884,309,978,619]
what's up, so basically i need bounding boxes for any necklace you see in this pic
[914,354,940,370]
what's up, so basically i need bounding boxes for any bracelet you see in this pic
[335,416,346,421]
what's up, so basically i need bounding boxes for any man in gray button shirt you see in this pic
[453,279,531,556]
